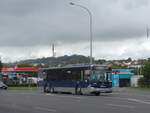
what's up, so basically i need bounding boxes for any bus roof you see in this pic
[39,64,110,71]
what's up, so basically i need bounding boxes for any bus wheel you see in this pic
[44,86,49,93]
[44,89,47,93]
[75,87,82,95]
[95,92,100,96]
[44,84,48,93]
[46,86,50,93]
[50,87,54,93]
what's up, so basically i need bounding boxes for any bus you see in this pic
[39,64,112,96]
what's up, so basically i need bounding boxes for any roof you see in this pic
[39,64,110,71]
[1,68,39,72]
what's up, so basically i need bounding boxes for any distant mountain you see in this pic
[13,55,91,67]
[4,55,147,69]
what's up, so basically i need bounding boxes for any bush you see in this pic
[138,77,145,87]
[140,62,150,87]
[138,77,150,88]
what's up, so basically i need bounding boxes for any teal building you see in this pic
[112,69,135,87]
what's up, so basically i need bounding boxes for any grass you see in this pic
[131,87,150,91]
[8,86,38,90]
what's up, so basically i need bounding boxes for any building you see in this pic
[112,69,135,87]
[130,75,143,87]
[0,68,39,85]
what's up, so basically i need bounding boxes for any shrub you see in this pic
[138,77,145,87]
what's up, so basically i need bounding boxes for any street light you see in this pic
[70,2,93,65]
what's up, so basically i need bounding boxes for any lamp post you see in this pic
[70,2,93,65]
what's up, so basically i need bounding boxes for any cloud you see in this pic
[0,0,150,62]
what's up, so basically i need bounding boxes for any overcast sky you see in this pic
[0,0,150,63]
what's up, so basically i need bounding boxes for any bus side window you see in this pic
[84,70,90,81]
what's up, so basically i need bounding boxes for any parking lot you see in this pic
[0,88,150,113]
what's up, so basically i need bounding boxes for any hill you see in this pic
[10,55,91,67]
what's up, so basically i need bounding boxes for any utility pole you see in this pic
[70,2,93,65]
[0,56,3,82]
[52,44,56,57]
[147,26,150,39]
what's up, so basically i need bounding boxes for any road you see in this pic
[0,88,150,113]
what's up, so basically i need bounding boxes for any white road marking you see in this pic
[107,104,135,109]
[107,96,150,105]
[110,92,120,95]
[46,93,82,99]
[7,92,83,100]
[6,92,53,96]
[57,95,82,99]
[127,98,150,105]
[46,94,56,96]
[112,92,150,98]
[35,107,56,112]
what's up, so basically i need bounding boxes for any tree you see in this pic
[126,57,132,62]
[141,62,150,87]
[138,77,145,87]
[96,59,106,64]
[17,64,32,68]
[68,58,77,64]
[35,64,49,68]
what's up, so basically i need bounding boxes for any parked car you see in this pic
[0,82,8,89]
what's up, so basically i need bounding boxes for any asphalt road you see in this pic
[0,88,150,113]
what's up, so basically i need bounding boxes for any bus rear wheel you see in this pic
[44,86,50,93]
[50,87,55,93]
[75,87,82,95]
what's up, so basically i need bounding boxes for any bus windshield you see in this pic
[90,70,111,81]
[91,71,105,81]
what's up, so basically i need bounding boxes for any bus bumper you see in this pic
[89,87,112,93]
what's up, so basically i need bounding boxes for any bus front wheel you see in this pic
[95,92,100,96]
